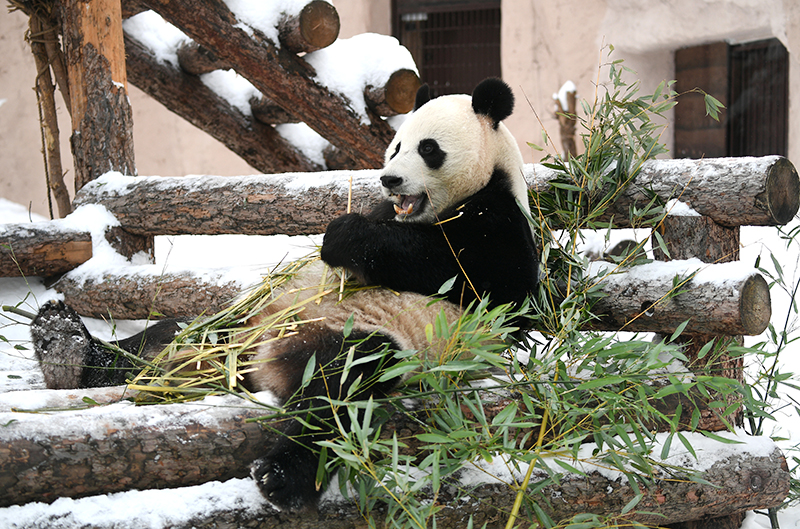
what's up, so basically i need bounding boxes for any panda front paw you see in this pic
[31,300,94,389]
[251,445,321,512]
[320,213,370,269]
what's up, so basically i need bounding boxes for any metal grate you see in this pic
[728,38,789,157]
[395,2,501,97]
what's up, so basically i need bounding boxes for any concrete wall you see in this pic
[0,1,796,218]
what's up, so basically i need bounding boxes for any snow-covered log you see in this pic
[589,260,771,336]
[364,68,421,117]
[72,157,798,240]
[125,34,321,174]
[73,171,380,237]
[137,0,396,169]
[52,256,770,337]
[526,155,799,227]
[0,389,788,524]
[0,223,92,278]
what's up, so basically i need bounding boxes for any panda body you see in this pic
[30,78,538,512]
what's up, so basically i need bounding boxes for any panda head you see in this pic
[379,78,528,223]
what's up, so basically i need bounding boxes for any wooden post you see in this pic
[654,215,747,529]
[58,0,152,261]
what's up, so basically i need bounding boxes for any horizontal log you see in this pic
[0,388,788,524]
[250,94,298,124]
[54,266,258,320]
[0,223,92,277]
[73,170,381,237]
[125,33,321,174]
[0,390,276,507]
[526,156,799,227]
[278,0,339,54]
[52,256,769,337]
[589,259,771,336]
[73,157,798,239]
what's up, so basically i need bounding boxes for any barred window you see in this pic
[393,1,501,97]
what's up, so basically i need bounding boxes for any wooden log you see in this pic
[138,0,395,169]
[0,391,276,507]
[125,34,321,174]
[72,157,797,241]
[526,156,800,227]
[0,224,91,278]
[278,0,339,54]
[121,0,149,19]
[176,41,231,75]
[654,216,740,263]
[51,254,771,334]
[0,390,788,524]
[73,171,380,237]
[250,95,298,125]
[364,68,421,116]
[59,0,136,189]
[54,267,251,320]
[589,260,771,336]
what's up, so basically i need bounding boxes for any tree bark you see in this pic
[137,0,395,169]
[525,156,800,227]
[125,34,320,174]
[0,389,789,525]
[0,224,91,278]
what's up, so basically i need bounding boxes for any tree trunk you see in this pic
[138,0,395,169]
[0,224,91,278]
[0,388,789,526]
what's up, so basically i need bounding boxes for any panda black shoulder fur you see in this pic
[30,78,538,511]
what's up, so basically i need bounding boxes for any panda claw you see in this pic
[31,299,93,389]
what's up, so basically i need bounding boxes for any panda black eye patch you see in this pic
[418,139,446,169]
[390,142,401,160]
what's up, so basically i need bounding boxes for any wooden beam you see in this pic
[277,0,339,53]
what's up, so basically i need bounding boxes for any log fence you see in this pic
[2,0,800,526]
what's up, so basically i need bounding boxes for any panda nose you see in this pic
[380,175,403,189]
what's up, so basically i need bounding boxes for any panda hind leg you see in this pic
[249,323,401,511]
[32,299,182,389]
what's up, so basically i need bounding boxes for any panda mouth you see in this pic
[393,194,425,217]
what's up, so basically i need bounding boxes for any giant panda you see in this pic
[31,78,539,511]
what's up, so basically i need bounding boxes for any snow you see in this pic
[553,80,577,111]
[305,33,418,124]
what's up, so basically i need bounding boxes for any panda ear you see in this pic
[414,84,432,111]
[472,78,514,129]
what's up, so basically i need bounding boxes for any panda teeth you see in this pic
[393,203,413,215]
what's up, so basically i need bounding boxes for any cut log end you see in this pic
[741,273,771,335]
[365,69,421,116]
[298,0,339,50]
[766,157,800,225]
[279,0,340,53]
